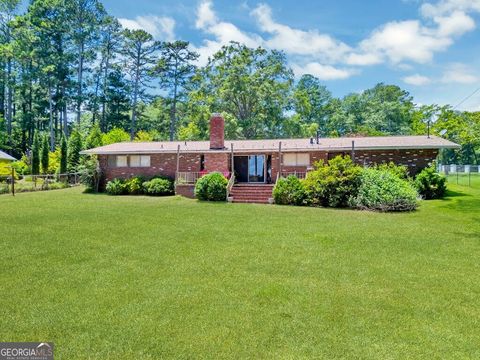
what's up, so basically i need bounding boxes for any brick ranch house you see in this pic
[81,114,460,203]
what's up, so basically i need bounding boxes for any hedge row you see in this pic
[273,156,447,212]
[105,176,174,196]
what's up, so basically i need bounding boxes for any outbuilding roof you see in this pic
[0,150,16,161]
[80,135,460,155]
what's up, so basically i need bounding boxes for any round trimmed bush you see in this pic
[143,178,174,196]
[350,168,418,211]
[273,176,307,205]
[415,166,447,199]
[194,172,228,201]
[303,155,362,207]
[106,178,128,195]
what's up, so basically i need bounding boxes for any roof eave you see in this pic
[80,143,460,155]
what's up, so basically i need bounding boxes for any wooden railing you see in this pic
[226,173,235,200]
[280,171,308,179]
[175,172,202,185]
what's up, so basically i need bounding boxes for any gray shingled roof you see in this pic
[80,135,460,155]
[0,150,16,161]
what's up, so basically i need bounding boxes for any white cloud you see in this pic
[251,4,350,63]
[344,1,478,67]
[292,62,356,80]
[421,0,480,17]
[119,16,175,41]
[195,0,217,29]
[433,10,475,37]
[403,74,432,86]
[192,1,265,65]
[355,20,452,64]
[441,63,478,83]
[191,0,480,84]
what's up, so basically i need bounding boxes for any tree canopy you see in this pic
[0,0,478,168]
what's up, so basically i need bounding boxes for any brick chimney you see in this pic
[209,113,225,149]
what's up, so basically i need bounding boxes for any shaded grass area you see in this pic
[1,185,480,359]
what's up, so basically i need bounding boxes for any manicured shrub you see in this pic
[303,155,362,207]
[415,166,447,199]
[143,178,174,196]
[125,176,144,195]
[106,178,128,195]
[194,172,228,201]
[350,168,418,211]
[273,175,307,205]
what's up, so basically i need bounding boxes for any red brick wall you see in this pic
[98,147,438,191]
[99,153,202,182]
[175,184,195,198]
[204,153,229,173]
[209,115,225,149]
[349,149,438,175]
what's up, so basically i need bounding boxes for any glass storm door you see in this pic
[248,155,265,183]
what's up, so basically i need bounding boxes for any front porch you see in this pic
[174,166,307,203]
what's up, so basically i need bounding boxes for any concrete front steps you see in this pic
[229,184,274,204]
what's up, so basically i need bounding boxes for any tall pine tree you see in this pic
[154,41,198,140]
[67,129,82,171]
[122,29,160,140]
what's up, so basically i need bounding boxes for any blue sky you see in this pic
[105,0,480,110]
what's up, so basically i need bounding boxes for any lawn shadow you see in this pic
[444,189,469,199]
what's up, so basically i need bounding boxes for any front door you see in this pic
[234,156,249,182]
[248,155,265,183]
[234,155,267,183]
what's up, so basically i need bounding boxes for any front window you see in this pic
[107,155,149,168]
[129,155,150,167]
[283,153,310,166]
[115,155,128,167]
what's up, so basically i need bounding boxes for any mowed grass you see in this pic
[1,185,480,359]
[446,172,480,188]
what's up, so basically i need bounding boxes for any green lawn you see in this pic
[446,172,480,188]
[1,185,480,359]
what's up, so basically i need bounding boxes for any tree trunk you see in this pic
[101,46,111,132]
[92,67,101,124]
[49,82,55,151]
[6,58,13,143]
[170,87,177,141]
[131,81,138,140]
[76,42,85,125]
[169,60,179,141]
[130,50,141,141]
